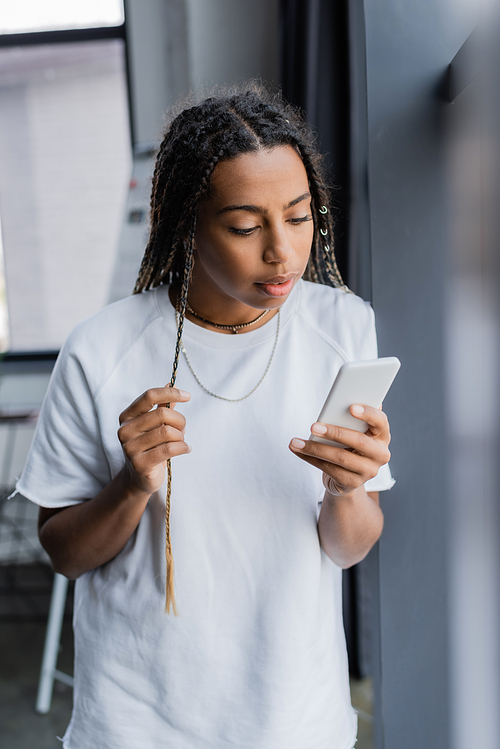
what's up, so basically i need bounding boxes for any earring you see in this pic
[319,205,328,214]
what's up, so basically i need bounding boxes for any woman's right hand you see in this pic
[117,385,191,496]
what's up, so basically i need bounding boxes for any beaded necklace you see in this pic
[186,301,270,334]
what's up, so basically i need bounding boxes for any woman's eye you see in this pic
[289,215,313,225]
[229,227,256,235]
[228,216,312,235]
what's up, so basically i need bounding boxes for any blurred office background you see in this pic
[0,1,498,748]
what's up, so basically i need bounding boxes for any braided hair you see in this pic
[134,82,348,613]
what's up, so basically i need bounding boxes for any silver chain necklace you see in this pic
[176,309,281,402]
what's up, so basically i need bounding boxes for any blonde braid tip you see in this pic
[165,457,178,615]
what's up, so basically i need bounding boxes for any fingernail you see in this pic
[186,444,192,453]
[178,390,191,399]
[351,405,364,415]
[311,422,327,435]
[291,438,306,450]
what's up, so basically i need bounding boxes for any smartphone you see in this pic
[310,357,401,447]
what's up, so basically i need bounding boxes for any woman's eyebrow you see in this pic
[216,192,311,216]
[217,203,266,215]
[284,192,311,210]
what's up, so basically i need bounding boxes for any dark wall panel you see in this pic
[280,0,351,281]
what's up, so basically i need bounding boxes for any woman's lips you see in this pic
[256,278,295,298]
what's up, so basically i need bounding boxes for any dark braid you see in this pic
[170,217,196,387]
[163,217,195,615]
[135,82,349,613]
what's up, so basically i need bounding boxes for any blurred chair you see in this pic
[0,352,72,713]
[35,572,73,713]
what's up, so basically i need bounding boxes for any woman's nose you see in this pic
[263,225,294,264]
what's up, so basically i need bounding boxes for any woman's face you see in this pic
[188,145,314,322]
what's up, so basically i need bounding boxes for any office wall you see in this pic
[125,0,279,149]
[363,1,486,747]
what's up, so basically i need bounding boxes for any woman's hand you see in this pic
[38,385,192,579]
[289,404,391,496]
[289,405,389,566]
[118,385,191,496]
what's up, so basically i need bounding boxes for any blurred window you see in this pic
[0,1,124,34]
[0,39,131,350]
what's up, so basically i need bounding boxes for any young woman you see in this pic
[18,84,393,749]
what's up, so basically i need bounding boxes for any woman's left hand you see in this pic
[289,405,391,496]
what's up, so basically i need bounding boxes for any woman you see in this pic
[18,84,393,749]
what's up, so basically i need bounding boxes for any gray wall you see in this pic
[363,1,485,747]
[124,0,279,149]
[445,32,500,749]
[109,0,279,299]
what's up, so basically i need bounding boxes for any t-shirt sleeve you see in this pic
[15,330,112,508]
[354,299,395,494]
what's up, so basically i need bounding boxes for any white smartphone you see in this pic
[310,357,401,447]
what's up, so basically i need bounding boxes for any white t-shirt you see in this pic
[17,279,394,749]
